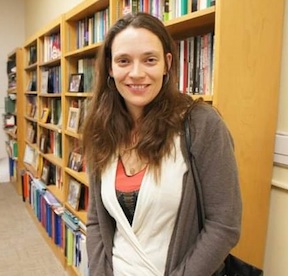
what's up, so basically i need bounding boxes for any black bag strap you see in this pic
[184,118,204,232]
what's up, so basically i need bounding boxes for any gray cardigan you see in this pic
[86,103,242,276]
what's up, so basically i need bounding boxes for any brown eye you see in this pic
[146,57,158,65]
[117,58,129,67]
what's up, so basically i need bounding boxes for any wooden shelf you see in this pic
[65,167,88,186]
[65,0,109,22]
[38,122,62,132]
[165,6,215,40]
[47,185,65,202]
[64,43,102,59]
[40,153,63,167]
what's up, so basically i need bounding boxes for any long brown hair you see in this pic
[82,12,194,176]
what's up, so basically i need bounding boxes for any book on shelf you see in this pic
[28,44,37,65]
[27,70,37,91]
[177,32,214,95]
[43,33,61,62]
[50,98,61,125]
[40,107,50,123]
[78,57,96,92]
[76,7,110,48]
[78,184,89,212]
[4,96,16,113]
[75,232,89,276]
[41,70,49,93]
[47,66,61,93]
[62,209,80,231]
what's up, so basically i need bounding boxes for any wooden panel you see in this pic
[213,0,285,268]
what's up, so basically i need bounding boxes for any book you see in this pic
[41,70,49,93]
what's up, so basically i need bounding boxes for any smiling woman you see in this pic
[109,27,172,121]
[82,12,241,276]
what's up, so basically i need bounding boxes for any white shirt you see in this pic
[101,135,187,276]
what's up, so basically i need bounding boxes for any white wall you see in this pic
[0,0,83,180]
[0,0,25,181]
[0,0,25,131]
[263,0,288,275]
[24,0,84,38]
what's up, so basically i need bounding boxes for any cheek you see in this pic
[111,66,126,82]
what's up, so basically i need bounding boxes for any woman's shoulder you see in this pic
[189,102,222,127]
[186,102,234,157]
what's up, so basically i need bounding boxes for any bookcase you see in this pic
[17,0,285,274]
[4,48,24,194]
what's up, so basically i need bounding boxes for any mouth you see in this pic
[127,84,149,93]
[128,84,149,89]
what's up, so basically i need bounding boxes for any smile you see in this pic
[128,84,148,90]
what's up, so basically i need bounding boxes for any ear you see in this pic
[165,53,172,74]
[109,68,113,77]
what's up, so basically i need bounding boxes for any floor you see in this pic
[0,182,68,276]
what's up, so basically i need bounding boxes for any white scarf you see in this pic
[101,136,187,276]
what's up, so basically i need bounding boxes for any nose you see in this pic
[129,61,145,78]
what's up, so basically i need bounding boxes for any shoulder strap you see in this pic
[184,118,204,232]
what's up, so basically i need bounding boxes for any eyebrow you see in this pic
[113,50,161,59]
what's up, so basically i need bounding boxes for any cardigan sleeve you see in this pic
[86,174,114,276]
[167,104,242,276]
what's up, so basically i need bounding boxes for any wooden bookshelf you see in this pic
[62,0,111,238]
[15,0,285,274]
[20,1,113,275]
[211,0,284,268]
[4,48,24,194]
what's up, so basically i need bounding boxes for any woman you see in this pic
[82,12,242,276]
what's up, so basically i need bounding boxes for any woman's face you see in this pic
[110,26,172,120]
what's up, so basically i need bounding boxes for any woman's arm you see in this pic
[86,174,114,276]
[169,105,242,276]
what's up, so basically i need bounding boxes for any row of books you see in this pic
[177,32,214,95]
[43,33,61,62]
[26,70,37,91]
[78,57,96,92]
[122,0,216,20]
[22,173,88,275]
[39,130,62,158]
[41,66,61,94]
[76,7,110,48]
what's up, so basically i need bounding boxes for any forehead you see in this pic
[111,27,163,55]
